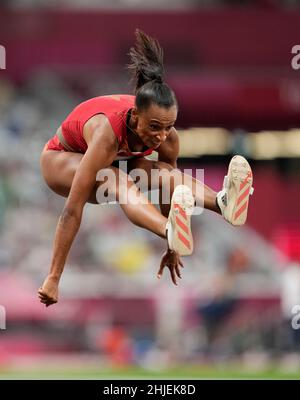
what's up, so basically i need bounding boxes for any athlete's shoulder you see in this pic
[81,94,135,106]
[66,95,135,120]
[101,94,135,107]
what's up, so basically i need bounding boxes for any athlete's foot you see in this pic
[217,155,254,226]
[166,185,195,256]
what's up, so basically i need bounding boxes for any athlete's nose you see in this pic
[157,131,168,142]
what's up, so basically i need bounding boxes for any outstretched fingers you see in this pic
[169,266,178,286]
[175,264,182,280]
[157,261,178,286]
[157,259,165,280]
[157,251,185,286]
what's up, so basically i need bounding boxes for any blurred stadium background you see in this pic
[1,0,300,379]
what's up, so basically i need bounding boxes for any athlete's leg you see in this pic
[127,157,219,215]
[127,156,253,226]
[40,149,168,238]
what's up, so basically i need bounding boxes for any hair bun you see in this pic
[153,76,163,84]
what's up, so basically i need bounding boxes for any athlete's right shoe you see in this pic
[166,185,195,256]
[217,155,254,226]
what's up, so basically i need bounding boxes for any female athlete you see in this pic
[38,30,253,307]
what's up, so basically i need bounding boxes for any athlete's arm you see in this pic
[157,128,179,168]
[38,119,118,306]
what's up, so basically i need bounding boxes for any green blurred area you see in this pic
[1,365,300,380]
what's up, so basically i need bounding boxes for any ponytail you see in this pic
[127,29,177,111]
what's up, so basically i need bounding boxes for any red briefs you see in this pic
[44,94,154,160]
[44,135,65,152]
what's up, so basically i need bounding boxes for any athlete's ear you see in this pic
[131,108,138,125]
[131,108,138,118]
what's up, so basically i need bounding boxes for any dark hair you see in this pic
[128,29,177,111]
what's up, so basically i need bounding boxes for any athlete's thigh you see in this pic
[40,150,108,204]
[40,149,83,197]
[40,150,137,204]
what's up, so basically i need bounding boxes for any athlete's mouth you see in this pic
[152,142,161,149]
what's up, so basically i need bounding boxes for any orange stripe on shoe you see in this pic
[237,186,250,206]
[239,171,253,191]
[240,179,249,192]
[177,231,191,249]
[176,216,189,235]
[174,204,187,220]
[234,200,248,221]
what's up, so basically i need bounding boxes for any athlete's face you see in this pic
[132,104,178,149]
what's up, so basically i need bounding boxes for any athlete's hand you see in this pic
[157,249,184,286]
[38,275,59,307]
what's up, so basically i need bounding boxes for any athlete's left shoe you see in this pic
[166,184,195,256]
[217,155,254,226]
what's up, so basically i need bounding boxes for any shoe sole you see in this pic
[225,155,253,226]
[168,185,194,256]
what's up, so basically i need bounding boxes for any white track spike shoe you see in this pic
[166,184,195,256]
[217,155,254,226]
